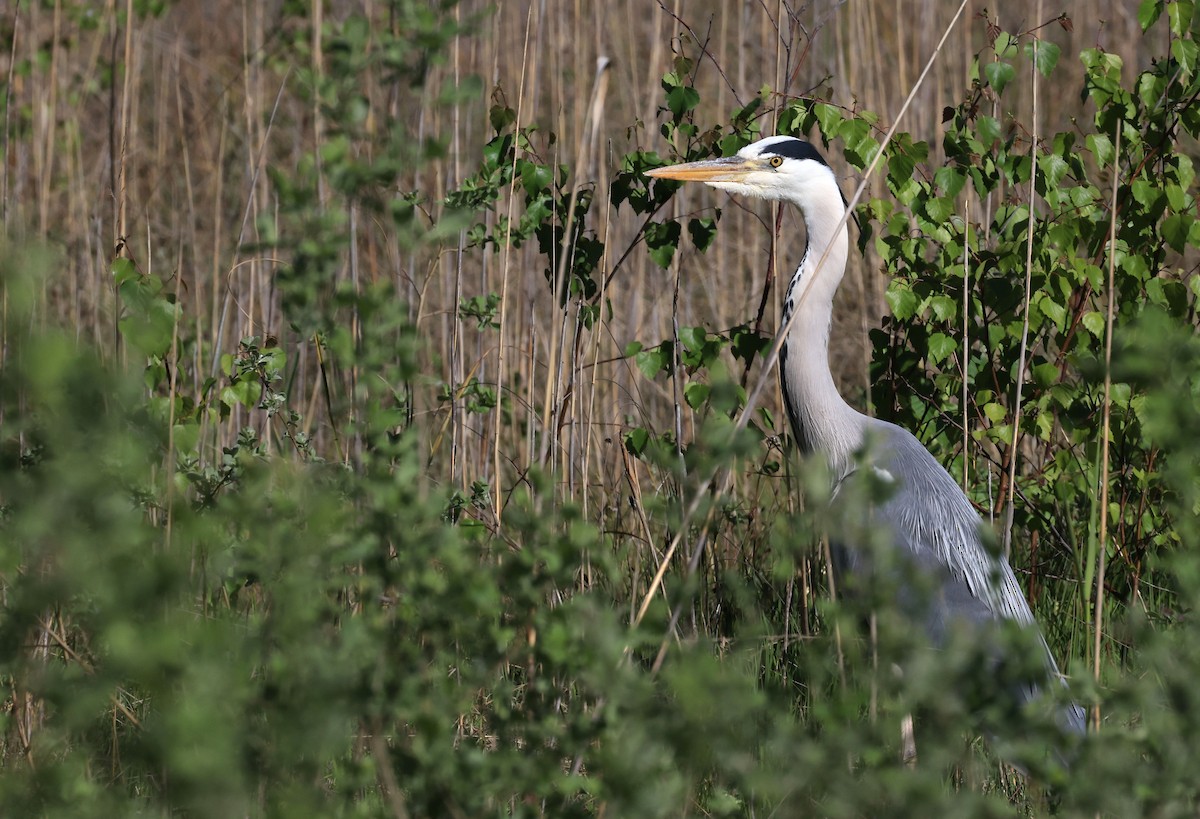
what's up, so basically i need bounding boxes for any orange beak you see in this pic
[644,156,759,182]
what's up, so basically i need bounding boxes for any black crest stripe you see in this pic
[764,138,828,166]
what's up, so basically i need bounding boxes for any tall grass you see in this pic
[1,1,1197,815]
[1,0,1145,475]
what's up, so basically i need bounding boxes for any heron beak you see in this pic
[644,156,757,182]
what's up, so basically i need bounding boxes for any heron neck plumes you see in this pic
[779,185,866,479]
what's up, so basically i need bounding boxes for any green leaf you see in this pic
[843,132,880,170]
[994,32,1018,56]
[922,195,955,224]
[1081,48,1124,81]
[489,103,516,133]
[1139,0,1163,29]
[1167,0,1194,35]
[1040,154,1070,186]
[624,426,650,456]
[1039,293,1067,330]
[1025,40,1061,76]
[1163,213,1193,252]
[519,161,553,196]
[934,166,967,198]
[1035,411,1054,440]
[666,85,700,117]
[1171,37,1198,77]
[1166,183,1189,212]
[730,325,770,365]
[1139,70,1168,104]
[757,406,777,433]
[927,332,957,365]
[1131,179,1158,206]
[976,115,1001,146]
[1086,133,1115,167]
[684,382,711,410]
[813,103,844,140]
[635,346,667,380]
[687,216,719,252]
[645,220,682,269]
[118,297,177,358]
[220,379,261,410]
[984,60,1016,94]
[679,325,707,352]
[1082,310,1106,337]
[1111,382,1132,408]
[1173,154,1195,190]
[1068,185,1098,210]
[172,421,200,454]
[144,357,167,391]
[1146,277,1167,305]
[893,177,920,208]
[885,281,919,320]
[888,138,921,186]
[983,401,1007,423]
[928,295,957,322]
[1033,362,1059,387]
[112,257,139,286]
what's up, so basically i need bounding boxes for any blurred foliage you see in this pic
[2,1,1200,817]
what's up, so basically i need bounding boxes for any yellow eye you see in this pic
[769,156,784,168]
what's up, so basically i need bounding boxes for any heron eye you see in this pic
[769,156,784,168]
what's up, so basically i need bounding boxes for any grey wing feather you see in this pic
[849,420,1086,737]
[868,421,1036,626]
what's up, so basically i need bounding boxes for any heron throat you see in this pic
[778,196,865,480]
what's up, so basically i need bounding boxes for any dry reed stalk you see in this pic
[494,2,536,522]
[117,0,134,258]
[449,0,467,490]
[579,59,613,520]
[1,6,16,230]
[1001,0,1042,559]
[961,201,970,490]
[37,0,61,238]
[1093,121,1121,731]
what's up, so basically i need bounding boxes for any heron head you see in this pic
[645,136,836,203]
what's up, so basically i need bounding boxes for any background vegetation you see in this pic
[1,0,1198,815]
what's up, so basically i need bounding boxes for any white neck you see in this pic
[779,188,866,479]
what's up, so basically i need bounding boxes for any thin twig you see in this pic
[1001,20,1041,558]
[1093,121,1121,732]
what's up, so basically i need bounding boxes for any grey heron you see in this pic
[646,135,1085,757]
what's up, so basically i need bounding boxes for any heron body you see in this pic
[647,136,1085,743]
